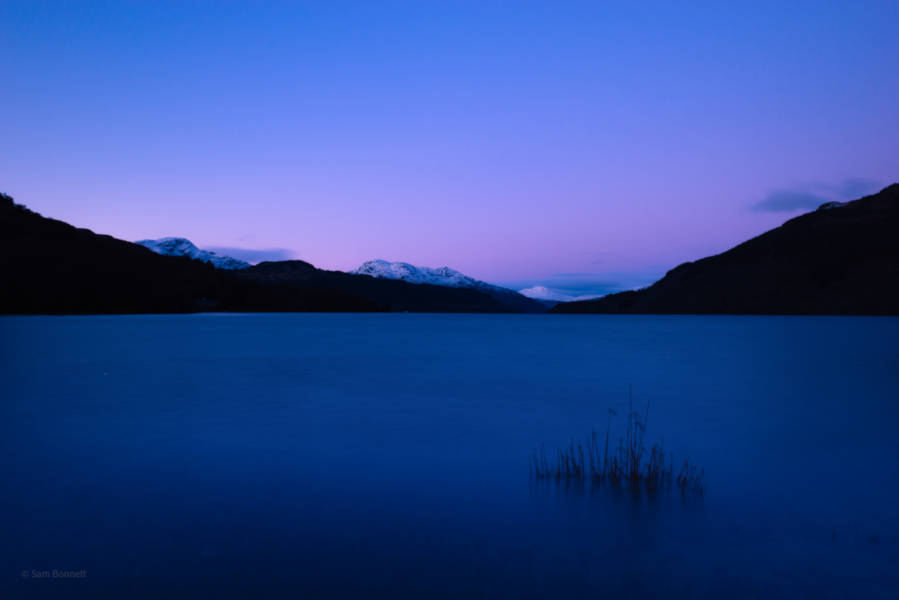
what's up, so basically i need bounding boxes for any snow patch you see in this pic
[135,237,250,270]
[350,259,507,293]
[519,286,602,303]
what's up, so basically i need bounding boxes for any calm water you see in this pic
[2,314,898,598]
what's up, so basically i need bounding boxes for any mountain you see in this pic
[0,194,378,314]
[136,237,250,270]
[350,259,545,313]
[239,261,517,313]
[519,286,572,302]
[0,193,533,314]
[352,259,486,287]
[519,286,601,303]
[553,184,899,315]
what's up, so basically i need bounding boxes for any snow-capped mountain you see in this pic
[350,259,546,312]
[518,286,576,302]
[135,237,250,270]
[351,259,493,289]
[518,285,602,303]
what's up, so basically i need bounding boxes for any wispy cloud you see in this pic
[205,246,296,264]
[751,178,880,212]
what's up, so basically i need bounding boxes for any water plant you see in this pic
[530,388,704,494]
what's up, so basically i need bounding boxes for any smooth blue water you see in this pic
[2,314,898,598]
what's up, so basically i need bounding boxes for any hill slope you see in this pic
[350,259,545,313]
[554,184,899,315]
[0,195,379,314]
[0,195,527,314]
[237,260,515,313]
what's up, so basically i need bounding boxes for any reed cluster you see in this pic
[530,392,704,494]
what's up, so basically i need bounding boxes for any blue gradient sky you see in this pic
[2,1,897,294]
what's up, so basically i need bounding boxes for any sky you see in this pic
[2,1,897,296]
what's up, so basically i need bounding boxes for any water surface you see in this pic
[2,314,898,598]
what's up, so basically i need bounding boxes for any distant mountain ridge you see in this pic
[352,259,485,287]
[239,260,541,313]
[350,259,544,312]
[518,285,602,303]
[0,194,541,314]
[553,184,899,315]
[6,184,897,316]
[136,237,250,270]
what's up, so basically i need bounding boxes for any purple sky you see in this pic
[2,1,897,295]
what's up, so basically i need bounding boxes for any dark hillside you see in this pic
[0,194,525,314]
[553,184,899,315]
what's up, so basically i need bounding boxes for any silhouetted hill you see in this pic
[347,259,545,312]
[553,184,899,315]
[0,194,381,313]
[0,194,534,314]
[238,260,521,313]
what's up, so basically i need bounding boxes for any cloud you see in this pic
[204,246,296,264]
[499,270,662,300]
[751,178,880,212]
[751,190,832,212]
[834,178,881,198]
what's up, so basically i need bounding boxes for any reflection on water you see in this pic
[1,314,897,598]
[530,476,705,507]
